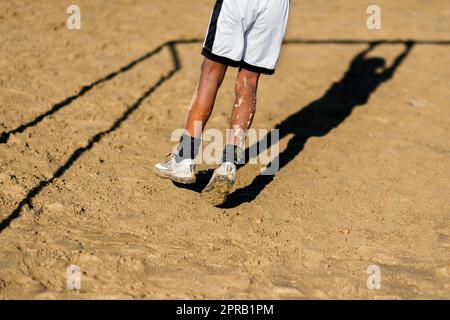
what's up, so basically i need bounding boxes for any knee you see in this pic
[201,59,225,83]
[235,73,258,96]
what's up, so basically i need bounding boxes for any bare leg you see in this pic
[201,69,260,206]
[185,58,228,138]
[229,68,260,149]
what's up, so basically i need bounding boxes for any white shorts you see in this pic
[202,0,290,75]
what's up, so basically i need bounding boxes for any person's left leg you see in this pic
[184,58,228,138]
[201,68,260,206]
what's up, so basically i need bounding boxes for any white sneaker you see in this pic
[201,162,237,206]
[154,155,197,184]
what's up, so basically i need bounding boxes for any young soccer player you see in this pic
[155,0,290,205]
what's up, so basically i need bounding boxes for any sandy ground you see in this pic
[0,0,449,299]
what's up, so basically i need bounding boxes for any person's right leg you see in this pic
[228,68,260,152]
[201,68,260,206]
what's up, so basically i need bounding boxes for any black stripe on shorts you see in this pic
[204,0,225,51]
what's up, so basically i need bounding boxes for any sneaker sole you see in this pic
[154,169,197,184]
[201,174,235,206]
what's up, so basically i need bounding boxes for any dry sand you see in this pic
[0,0,449,299]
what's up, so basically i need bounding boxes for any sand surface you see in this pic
[0,0,449,299]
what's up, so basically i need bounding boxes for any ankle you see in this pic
[174,133,201,162]
[222,144,245,165]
